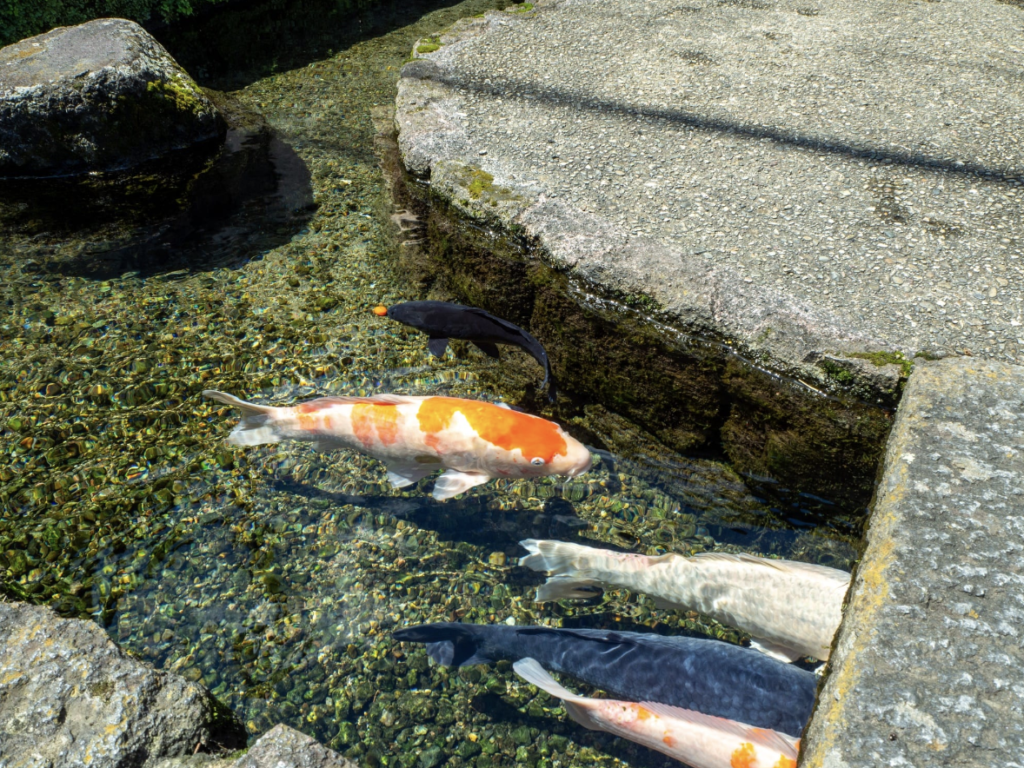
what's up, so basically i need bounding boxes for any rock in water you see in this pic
[153,724,360,768]
[0,601,246,767]
[0,18,224,176]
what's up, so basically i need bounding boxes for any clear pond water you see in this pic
[0,1,864,766]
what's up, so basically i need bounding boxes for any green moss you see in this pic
[416,43,441,53]
[146,76,208,116]
[847,350,912,377]
[820,359,855,385]
[466,169,494,199]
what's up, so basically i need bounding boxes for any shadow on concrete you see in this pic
[433,71,1021,184]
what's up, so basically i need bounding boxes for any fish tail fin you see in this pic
[519,539,617,602]
[392,623,492,667]
[203,390,283,447]
[513,658,597,728]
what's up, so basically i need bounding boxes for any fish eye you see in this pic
[531,457,545,466]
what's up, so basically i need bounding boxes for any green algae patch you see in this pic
[145,75,209,116]
[847,350,913,377]
[467,168,494,199]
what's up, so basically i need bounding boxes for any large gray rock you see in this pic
[801,357,1024,766]
[0,18,223,176]
[0,601,246,768]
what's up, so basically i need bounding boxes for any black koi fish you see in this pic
[392,623,816,738]
[375,301,555,400]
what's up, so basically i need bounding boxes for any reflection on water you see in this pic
[0,0,866,765]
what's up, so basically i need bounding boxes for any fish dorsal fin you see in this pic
[516,627,637,649]
[691,552,850,581]
[638,702,799,757]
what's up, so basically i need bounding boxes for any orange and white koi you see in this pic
[203,390,591,500]
[519,539,849,662]
[514,658,799,768]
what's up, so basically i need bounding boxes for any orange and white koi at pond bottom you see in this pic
[515,658,799,768]
[202,390,592,500]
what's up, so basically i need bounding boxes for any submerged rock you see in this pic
[0,601,246,768]
[155,724,359,768]
[0,18,223,176]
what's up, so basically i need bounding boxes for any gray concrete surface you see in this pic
[395,0,1024,391]
[801,357,1024,767]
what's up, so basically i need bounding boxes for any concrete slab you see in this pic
[395,0,1024,392]
[801,357,1024,767]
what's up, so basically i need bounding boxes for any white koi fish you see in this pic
[519,539,849,662]
[514,658,799,768]
[203,390,591,500]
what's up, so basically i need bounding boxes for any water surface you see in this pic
[0,1,862,765]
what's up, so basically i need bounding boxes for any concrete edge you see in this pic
[393,2,916,399]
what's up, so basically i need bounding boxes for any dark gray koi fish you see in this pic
[375,301,555,400]
[391,623,816,738]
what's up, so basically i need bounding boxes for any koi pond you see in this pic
[0,1,879,766]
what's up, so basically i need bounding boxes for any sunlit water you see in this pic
[0,2,863,766]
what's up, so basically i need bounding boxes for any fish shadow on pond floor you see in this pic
[271,477,592,552]
[2,127,316,281]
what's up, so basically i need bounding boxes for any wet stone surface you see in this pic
[1,1,862,766]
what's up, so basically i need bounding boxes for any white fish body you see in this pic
[519,539,848,661]
[514,658,799,768]
[203,391,590,500]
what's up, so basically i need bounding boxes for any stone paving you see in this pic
[802,358,1024,767]
[396,0,1024,390]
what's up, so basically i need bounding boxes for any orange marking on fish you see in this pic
[416,397,567,462]
[351,403,400,448]
[731,742,757,768]
[294,399,337,413]
[662,734,677,748]
[773,756,797,768]
[635,705,652,721]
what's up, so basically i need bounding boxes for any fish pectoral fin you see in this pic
[431,470,492,501]
[386,462,437,489]
[472,341,501,359]
[427,337,449,357]
[748,638,804,664]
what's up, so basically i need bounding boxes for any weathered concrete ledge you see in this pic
[394,0,1024,395]
[801,357,1024,766]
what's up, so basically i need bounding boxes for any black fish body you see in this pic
[392,623,816,738]
[383,301,555,398]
